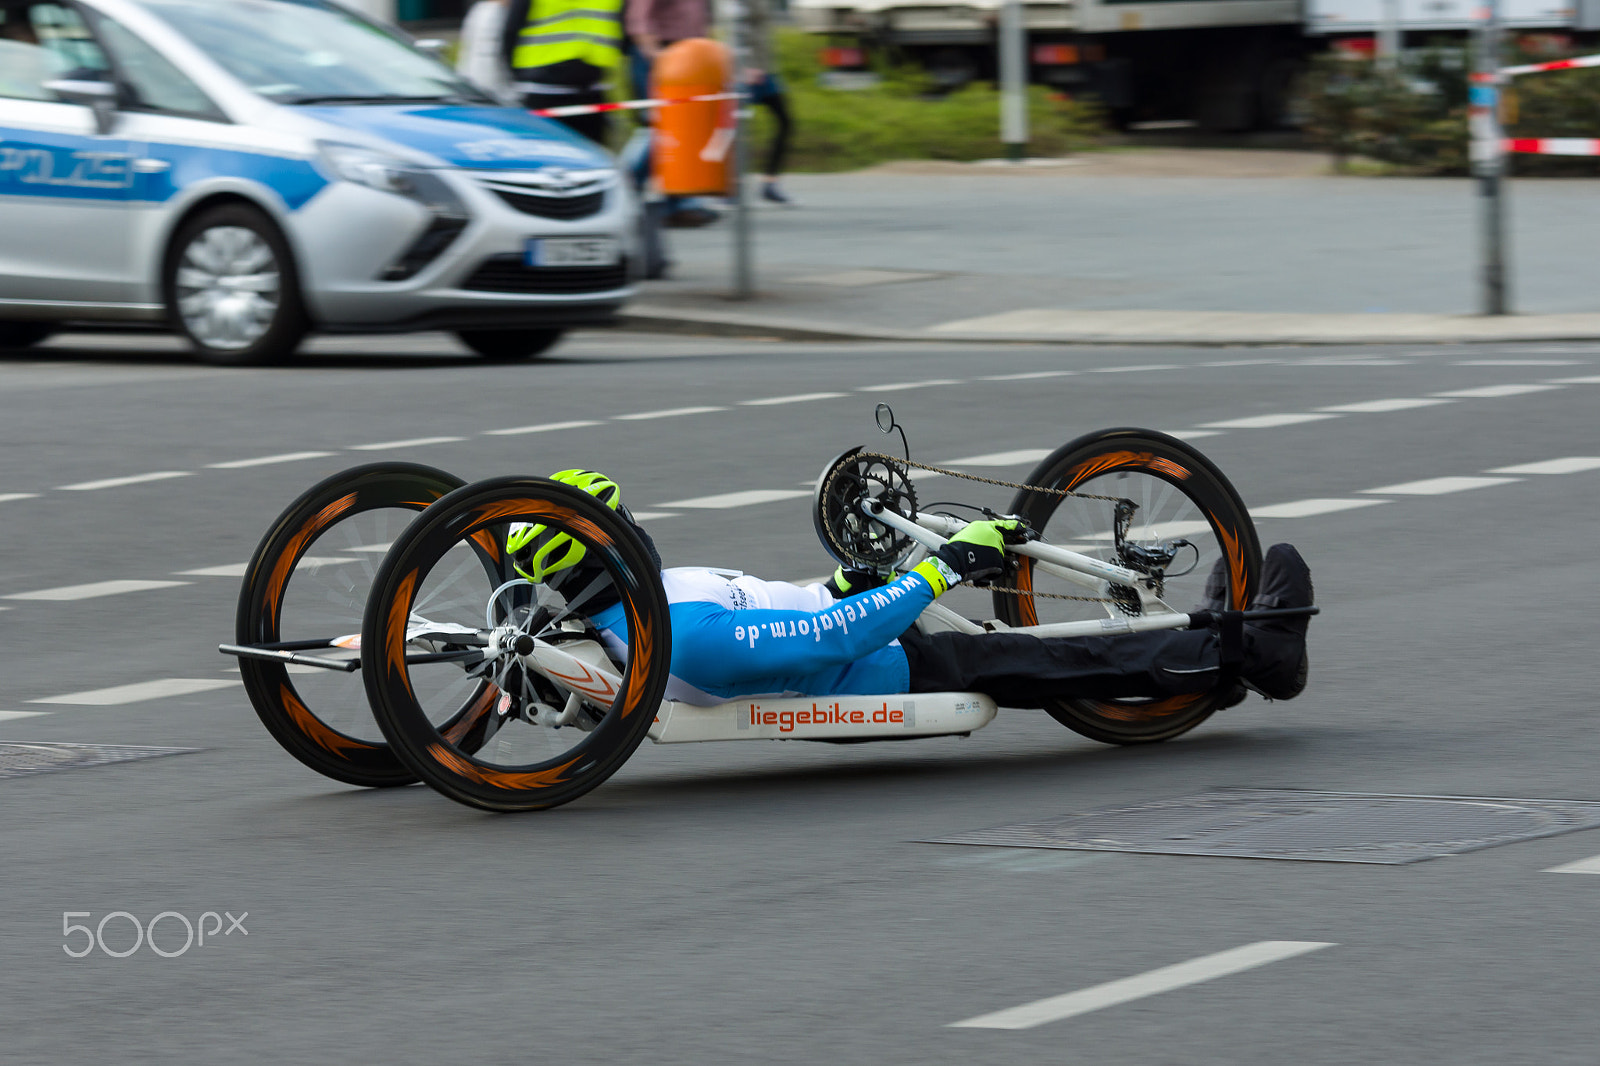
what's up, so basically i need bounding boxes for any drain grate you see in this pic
[0,742,198,781]
[926,788,1600,864]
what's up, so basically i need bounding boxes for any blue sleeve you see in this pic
[672,571,937,691]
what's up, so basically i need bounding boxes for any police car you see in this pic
[0,0,637,364]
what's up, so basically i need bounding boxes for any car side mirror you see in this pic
[44,79,119,135]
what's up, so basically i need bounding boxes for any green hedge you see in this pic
[745,30,1106,172]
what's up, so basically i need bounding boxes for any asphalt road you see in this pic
[3,331,1599,1064]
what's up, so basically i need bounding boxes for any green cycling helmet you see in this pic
[507,470,622,582]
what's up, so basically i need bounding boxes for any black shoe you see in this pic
[762,182,792,205]
[1241,543,1313,700]
[665,206,720,228]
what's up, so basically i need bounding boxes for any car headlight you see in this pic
[317,142,466,217]
[318,143,473,282]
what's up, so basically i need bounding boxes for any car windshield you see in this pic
[133,0,492,106]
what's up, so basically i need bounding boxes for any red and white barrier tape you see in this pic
[1503,137,1600,155]
[1501,53,1600,76]
[530,92,738,118]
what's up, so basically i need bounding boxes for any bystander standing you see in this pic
[500,0,624,145]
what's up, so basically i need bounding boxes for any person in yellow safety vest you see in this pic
[499,0,622,144]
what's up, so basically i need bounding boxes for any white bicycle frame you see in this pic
[866,504,1198,640]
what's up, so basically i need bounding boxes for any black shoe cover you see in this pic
[1241,543,1313,700]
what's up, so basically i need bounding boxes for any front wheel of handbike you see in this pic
[236,462,466,787]
[993,429,1262,745]
[361,477,673,812]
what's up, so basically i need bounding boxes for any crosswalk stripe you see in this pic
[1318,398,1454,414]
[59,471,192,491]
[30,678,239,706]
[482,419,602,436]
[1487,456,1600,475]
[1431,383,1562,399]
[4,579,190,602]
[0,711,50,723]
[1252,498,1391,518]
[206,451,334,469]
[1198,413,1341,430]
[657,489,811,509]
[1361,476,1520,495]
[949,941,1335,1030]
[348,436,466,450]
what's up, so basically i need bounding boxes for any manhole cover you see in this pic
[0,743,198,780]
[926,788,1600,864]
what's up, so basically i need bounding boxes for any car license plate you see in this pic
[526,237,619,267]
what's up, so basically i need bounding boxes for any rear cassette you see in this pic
[812,447,919,572]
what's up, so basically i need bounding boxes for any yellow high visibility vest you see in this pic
[513,0,623,74]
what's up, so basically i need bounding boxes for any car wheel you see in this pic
[0,322,53,351]
[165,204,308,366]
[454,328,566,362]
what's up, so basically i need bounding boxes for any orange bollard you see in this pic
[651,38,734,196]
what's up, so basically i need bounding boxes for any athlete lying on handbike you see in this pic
[509,470,1314,713]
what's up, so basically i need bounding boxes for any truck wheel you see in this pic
[165,204,309,366]
[0,322,53,351]
[455,329,566,362]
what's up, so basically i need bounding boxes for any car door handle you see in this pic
[132,158,171,173]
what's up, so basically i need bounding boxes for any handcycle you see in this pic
[222,407,1312,812]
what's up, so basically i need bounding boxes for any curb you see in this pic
[617,304,1600,347]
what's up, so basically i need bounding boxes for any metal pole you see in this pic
[999,0,1028,161]
[729,2,754,298]
[1377,0,1401,70]
[1471,0,1508,314]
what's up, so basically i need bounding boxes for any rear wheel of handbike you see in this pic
[993,429,1262,745]
[361,477,673,812]
[236,462,466,787]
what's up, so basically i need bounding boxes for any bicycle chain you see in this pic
[829,451,1132,603]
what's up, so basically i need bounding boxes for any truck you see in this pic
[792,0,1600,130]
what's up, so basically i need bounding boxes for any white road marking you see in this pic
[0,711,49,723]
[1361,475,1520,495]
[0,493,40,503]
[658,489,811,509]
[856,379,962,392]
[1488,456,1600,476]
[627,511,681,521]
[1545,854,1600,874]
[179,556,357,578]
[1201,358,1285,367]
[1318,398,1455,414]
[949,941,1334,1030]
[980,371,1075,381]
[739,392,848,406]
[1167,429,1224,440]
[206,451,335,469]
[1431,383,1561,399]
[348,542,393,553]
[1457,359,1582,366]
[941,449,1053,467]
[614,406,727,421]
[482,419,603,436]
[4,579,190,602]
[1198,413,1341,430]
[179,564,250,578]
[1548,375,1600,384]
[59,471,192,491]
[1086,363,1180,374]
[348,436,467,450]
[1253,497,1391,519]
[31,677,239,706]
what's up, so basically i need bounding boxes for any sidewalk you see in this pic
[622,150,1600,345]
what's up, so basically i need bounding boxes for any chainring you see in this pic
[812,447,920,572]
